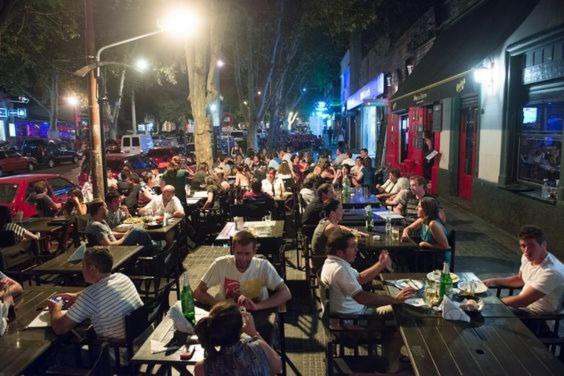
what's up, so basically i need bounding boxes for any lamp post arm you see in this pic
[96,29,163,69]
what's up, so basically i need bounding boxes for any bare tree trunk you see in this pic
[184,0,221,167]
[110,69,127,140]
[48,74,59,139]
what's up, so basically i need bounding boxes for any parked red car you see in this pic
[146,147,178,170]
[0,149,38,176]
[0,174,77,219]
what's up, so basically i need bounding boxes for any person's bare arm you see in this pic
[402,218,423,240]
[483,274,524,288]
[47,300,78,335]
[502,286,545,308]
[240,283,292,311]
[353,287,415,308]
[358,251,390,285]
[0,276,23,298]
[193,281,218,307]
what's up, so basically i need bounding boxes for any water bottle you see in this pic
[439,262,453,298]
[365,205,374,231]
[542,179,549,199]
[385,217,392,235]
[180,273,196,325]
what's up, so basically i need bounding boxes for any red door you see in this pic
[458,107,478,200]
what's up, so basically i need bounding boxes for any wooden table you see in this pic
[350,226,417,251]
[116,217,183,244]
[20,217,69,234]
[0,285,83,376]
[29,245,143,279]
[215,220,285,242]
[131,312,207,376]
[381,273,564,376]
[341,207,389,226]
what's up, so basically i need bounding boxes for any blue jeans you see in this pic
[122,228,159,253]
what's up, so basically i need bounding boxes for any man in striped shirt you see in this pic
[48,248,142,339]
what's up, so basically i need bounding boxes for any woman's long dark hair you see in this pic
[194,302,243,356]
[322,198,341,219]
[420,197,441,225]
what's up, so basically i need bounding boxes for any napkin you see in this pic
[0,301,8,336]
[168,301,194,334]
[440,296,470,322]
[68,243,86,262]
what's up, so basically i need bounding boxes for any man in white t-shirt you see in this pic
[320,229,415,373]
[194,230,291,342]
[484,225,564,315]
[139,185,185,218]
[261,168,285,198]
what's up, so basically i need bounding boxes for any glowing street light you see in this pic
[257,91,262,96]
[216,59,225,68]
[302,87,307,92]
[134,58,150,72]
[158,6,202,37]
[243,100,248,106]
[65,95,80,107]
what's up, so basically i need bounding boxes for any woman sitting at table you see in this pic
[203,176,222,210]
[194,301,282,376]
[332,164,352,189]
[0,206,40,243]
[350,157,365,187]
[234,164,252,189]
[64,188,87,216]
[402,197,450,260]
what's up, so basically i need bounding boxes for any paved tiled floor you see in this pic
[182,200,524,375]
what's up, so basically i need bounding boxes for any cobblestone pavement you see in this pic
[182,199,524,375]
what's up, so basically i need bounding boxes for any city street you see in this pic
[1,1,563,375]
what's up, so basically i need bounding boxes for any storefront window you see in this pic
[518,102,562,184]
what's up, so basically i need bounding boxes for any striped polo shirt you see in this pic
[66,273,143,339]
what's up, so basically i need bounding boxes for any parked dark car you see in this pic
[106,153,157,176]
[21,139,79,167]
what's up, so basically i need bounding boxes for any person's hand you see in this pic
[47,297,63,312]
[482,278,498,287]
[55,293,78,306]
[237,295,258,311]
[241,310,259,337]
[401,229,410,242]
[394,287,416,303]
[378,250,392,269]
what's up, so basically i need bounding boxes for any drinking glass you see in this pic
[424,281,440,307]
[460,279,475,298]
[391,227,400,242]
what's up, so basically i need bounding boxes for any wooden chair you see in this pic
[100,280,174,374]
[129,241,182,300]
[319,282,390,375]
[300,224,318,293]
[411,228,456,272]
[489,285,564,360]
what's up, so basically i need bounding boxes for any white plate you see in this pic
[427,271,460,283]
[458,280,488,294]
[394,279,424,290]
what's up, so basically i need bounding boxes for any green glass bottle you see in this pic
[181,274,196,325]
[439,262,452,298]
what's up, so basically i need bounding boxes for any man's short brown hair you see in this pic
[518,225,546,245]
[409,175,427,187]
[83,247,113,273]
[232,230,257,249]
[326,229,355,255]
[316,183,333,200]
[88,200,105,216]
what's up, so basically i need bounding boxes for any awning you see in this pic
[390,0,539,111]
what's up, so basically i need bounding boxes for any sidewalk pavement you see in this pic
[182,200,524,375]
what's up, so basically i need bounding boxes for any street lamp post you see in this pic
[80,3,200,200]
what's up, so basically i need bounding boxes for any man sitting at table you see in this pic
[48,247,143,339]
[28,181,62,217]
[85,200,157,252]
[302,183,335,227]
[261,168,285,198]
[138,185,185,218]
[193,230,292,343]
[320,229,415,373]
[483,225,564,315]
[105,191,131,229]
[385,175,445,223]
